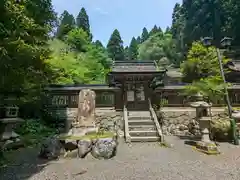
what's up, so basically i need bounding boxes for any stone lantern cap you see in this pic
[190,101,212,108]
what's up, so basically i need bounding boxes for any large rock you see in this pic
[91,137,118,159]
[78,139,92,158]
[39,137,62,159]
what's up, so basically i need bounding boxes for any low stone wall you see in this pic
[160,107,227,136]
[48,108,123,134]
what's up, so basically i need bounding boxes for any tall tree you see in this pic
[76,7,91,39]
[107,29,125,61]
[136,36,141,44]
[141,27,149,43]
[56,10,75,39]
[149,25,162,36]
[124,46,130,61]
[165,26,171,34]
[171,3,184,39]
[65,28,89,52]
[128,37,138,60]
[0,0,56,101]
[94,40,104,49]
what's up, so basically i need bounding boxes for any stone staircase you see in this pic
[127,111,161,142]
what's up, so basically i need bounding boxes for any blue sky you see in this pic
[52,0,182,46]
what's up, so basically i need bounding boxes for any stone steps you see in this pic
[128,119,154,126]
[129,130,158,137]
[127,111,160,143]
[128,116,151,121]
[128,124,156,131]
[130,136,160,142]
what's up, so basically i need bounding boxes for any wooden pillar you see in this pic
[114,89,123,111]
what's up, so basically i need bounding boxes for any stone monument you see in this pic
[70,89,98,136]
[190,93,220,154]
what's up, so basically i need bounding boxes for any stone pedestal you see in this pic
[199,117,211,142]
[0,118,24,151]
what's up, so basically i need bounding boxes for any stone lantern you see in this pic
[190,93,220,154]
[0,96,24,150]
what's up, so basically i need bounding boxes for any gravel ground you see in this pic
[1,137,240,180]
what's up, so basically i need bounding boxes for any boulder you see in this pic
[91,137,118,159]
[39,137,62,160]
[78,139,92,158]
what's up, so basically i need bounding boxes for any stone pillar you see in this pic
[70,89,98,136]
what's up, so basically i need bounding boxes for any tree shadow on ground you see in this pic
[177,135,234,147]
[0,146,53,180]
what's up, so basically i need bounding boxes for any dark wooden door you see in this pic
[125,82,149,110]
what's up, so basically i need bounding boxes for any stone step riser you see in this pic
[128,112,151,117]
[128,116,152,121]
[129,125,156,131]
[130,137,160,142]
[129,131,158,137]
[128,121,155,126]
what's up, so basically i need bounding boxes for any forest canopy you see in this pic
[1,0,240,106]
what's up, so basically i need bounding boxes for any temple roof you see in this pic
[111,60,161,73]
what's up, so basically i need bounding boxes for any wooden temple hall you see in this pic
[45,60,240,110]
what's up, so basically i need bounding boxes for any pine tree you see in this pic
[128,37,138,60]
[107,29,125,61]
[141,27,149,43]
[56,10,75,39]
[136,36,141,44]
[94,40,104,48]
[76,8,91,39]
[165,26,171,34]
[124,46,130,61]
[149,25,161,36]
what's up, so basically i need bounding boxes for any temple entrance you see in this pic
[108,60,166,110]
[125,81,149,110]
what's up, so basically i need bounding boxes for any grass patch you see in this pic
[59,131,115,140]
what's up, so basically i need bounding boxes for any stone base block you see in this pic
[195,141,220,155]
[67,127,98,137]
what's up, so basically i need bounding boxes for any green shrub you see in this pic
[15,119,58,146]
[210,118,231,141]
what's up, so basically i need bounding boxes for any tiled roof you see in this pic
[112,60,159,72]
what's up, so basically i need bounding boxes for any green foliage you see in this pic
[183,76,229,103]
[128,37,139,60]
[170,0,240,58]
[15,120,57,146]
[138,32,179,65]
[47,39,107,84]
[0,0,56,104]
[94,40,104,48]
[141,27,149,43]
[149,25,162,37]
[65,28,89,52]
[210,118,232,141]
[181,42,229,83]
[136,36,141,44]
[76,7,92,40]
[107,29,125,61]
[56,10,75,39]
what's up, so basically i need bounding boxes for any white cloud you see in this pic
[94,7,109,15]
